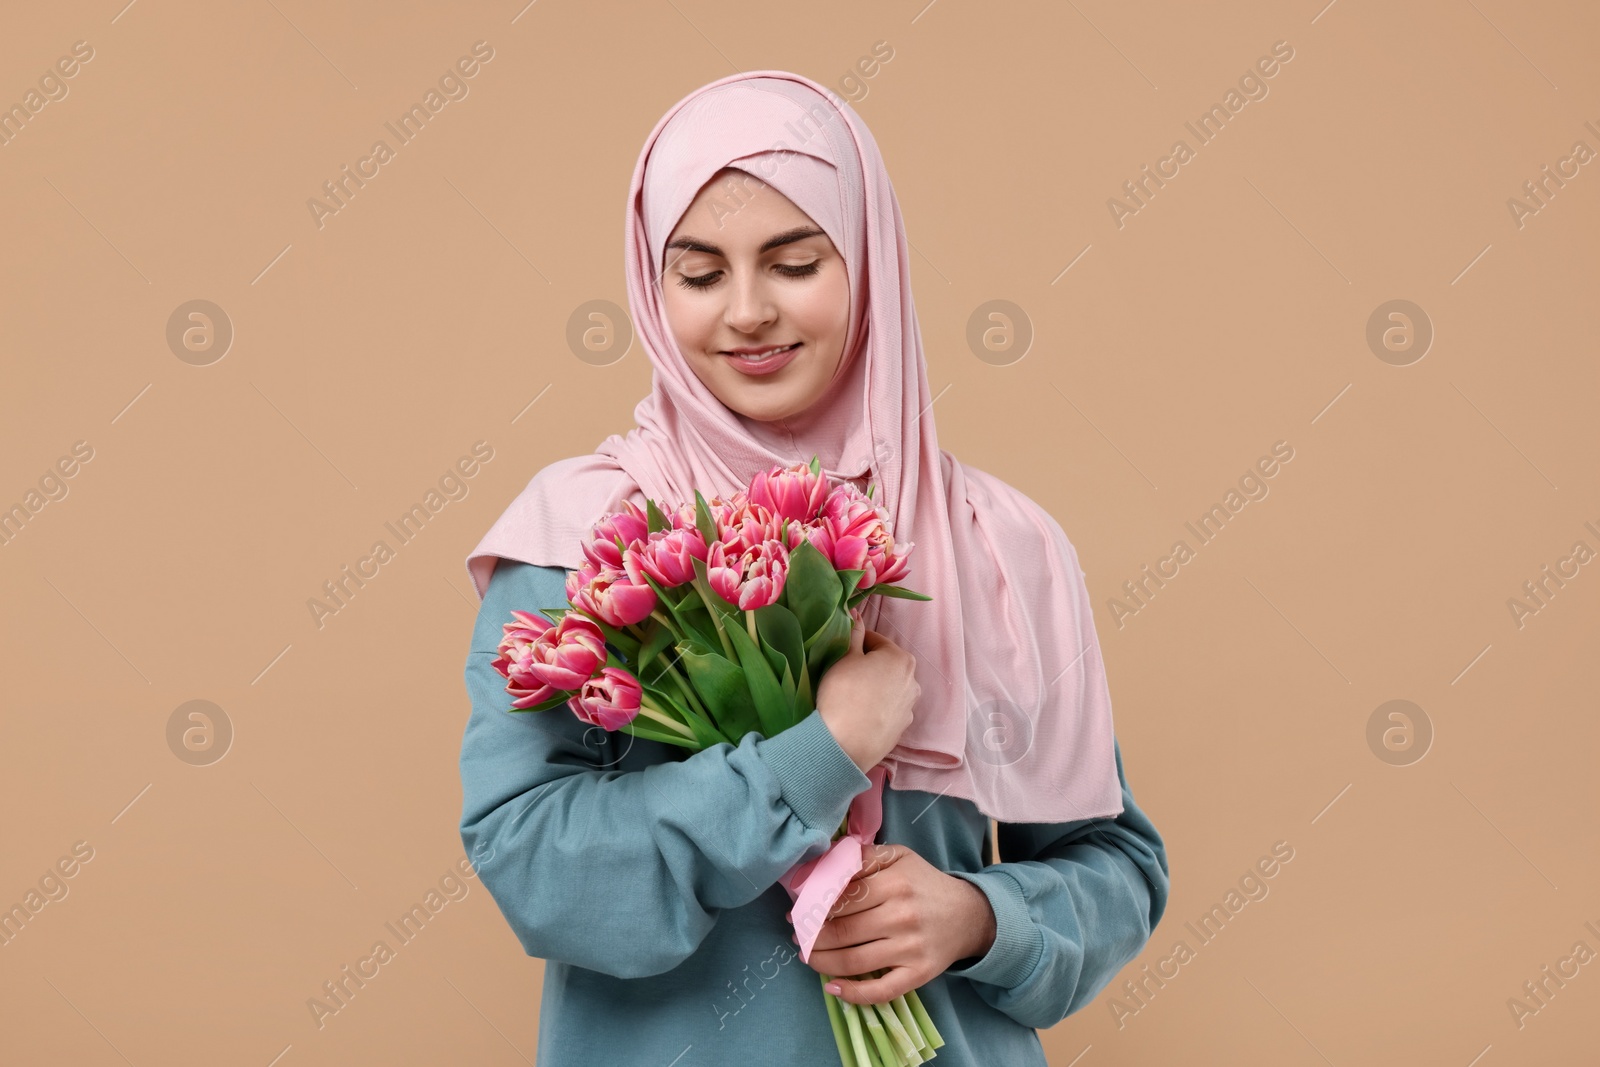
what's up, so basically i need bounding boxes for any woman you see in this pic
[458,71,1169,1066]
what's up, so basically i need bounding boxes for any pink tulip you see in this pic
[492,611,606,708]
[670,492,744,534]
[870,545,912,587]
[809,483,914,588]
[565,561,599,605]
[568,667,642,731]
[717,499,787,554]
[776,515,811,552]
[634,526,708,588]
[747,461,828,525]
[570,565,658,627]
[491,610,560,708]
[581,500,649,572]
[708,537,789,610]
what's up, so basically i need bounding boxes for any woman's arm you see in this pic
[943,739,1170,1030]
[459,557,873,978]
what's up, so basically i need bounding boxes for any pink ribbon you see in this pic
[779,763,890,964]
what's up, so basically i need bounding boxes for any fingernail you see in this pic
[824,982,842,995]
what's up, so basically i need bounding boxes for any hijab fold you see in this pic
[466,71,1123,825]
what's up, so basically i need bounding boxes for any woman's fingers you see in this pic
[806,938,900,984]
[824,965,918,1006]
[808,899,888,951]
[815,844,910,931]
[826,880,887,921]
[852,843,909,878]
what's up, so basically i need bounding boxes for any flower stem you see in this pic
[903,987,944,1050]
[889,993,925,1052]
[861,1026,886,1067]
[837,995,873,1066]
[626,619,720,734]
[746,609,760,646]
[872,999,920,1063]
[819,973,855,1066]
[636,695,695,739]
[662,659,714,725]
[693,576,737,660]
[857,993,898,1066]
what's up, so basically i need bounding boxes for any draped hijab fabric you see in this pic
[466,70,1122,824]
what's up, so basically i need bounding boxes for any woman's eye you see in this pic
[675,261,819,290]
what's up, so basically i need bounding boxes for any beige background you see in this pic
[3,0,1596,1063]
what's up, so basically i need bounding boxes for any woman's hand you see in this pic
[794,843,997,1005]
[816,614,920,772]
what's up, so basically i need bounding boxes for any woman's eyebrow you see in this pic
[664,226,826,257]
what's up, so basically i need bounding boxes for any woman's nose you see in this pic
[724,276,777,334]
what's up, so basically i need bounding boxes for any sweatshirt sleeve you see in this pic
[942,738,1170,1030]
[458,557,873,979]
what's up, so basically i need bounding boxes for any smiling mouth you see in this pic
[721,342,802,362]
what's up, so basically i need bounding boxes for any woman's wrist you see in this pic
[818,702,877,772]
[952,876,998,962]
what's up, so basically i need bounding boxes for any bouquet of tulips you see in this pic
[489,456,946,1066]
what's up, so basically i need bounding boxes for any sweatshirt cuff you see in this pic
[756,710,872,832]
[943,868,1044,990]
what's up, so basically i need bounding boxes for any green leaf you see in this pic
[678,642,761,738]
[620,719,700,750]
[531,605,571,628]
[592,618,642,661]
[506,691,571,714]
[675,603,723,652]
[868,584,934,602]
[645,498,671,534]
[666,584,719,646]
[754,603,806,691]
[784,539,842,641]
[693,489,718,548]
[763,639,788,682]
[723,609,793,737]
[808,454,821,476]
[804,607,854,678]
[643,683,724,749]
[835,569,866,600]
[636,619,674,671]
[795,659,814,718]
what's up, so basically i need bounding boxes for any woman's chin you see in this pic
[701,376,784,421]
[726,398,795,422]
[694,359,834,422]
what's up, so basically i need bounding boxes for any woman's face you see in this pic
[660,168,850,423]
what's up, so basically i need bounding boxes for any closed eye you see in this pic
[676,261,821,290]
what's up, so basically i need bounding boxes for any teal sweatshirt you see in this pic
[458,558,1170,1066]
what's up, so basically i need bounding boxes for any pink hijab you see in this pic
[466,70,1123,825]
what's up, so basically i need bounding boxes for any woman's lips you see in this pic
[723,341,802,376]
